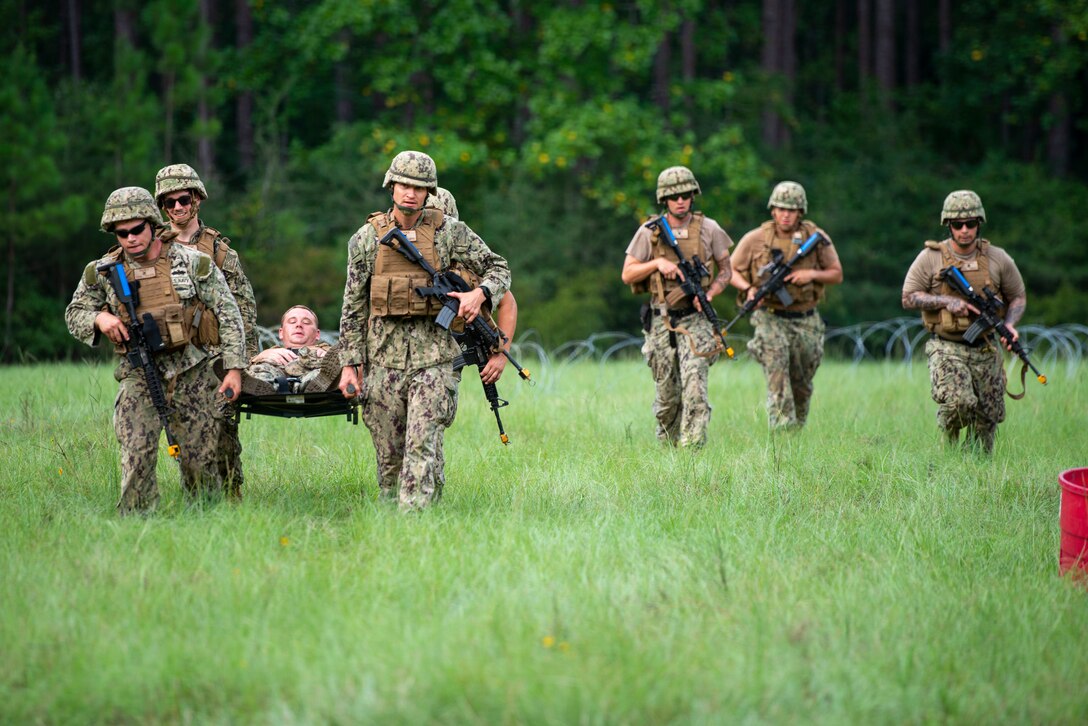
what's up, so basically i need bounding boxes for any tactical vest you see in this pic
[920,239,993,342]
[181,225,229,347]
[630,213,710,309]
[104,242,193,355]
[368,209,445,318]
[751,219,823,311]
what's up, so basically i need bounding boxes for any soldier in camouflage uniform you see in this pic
[731,181,843,431]
[155,164,257,499]
[622,166,735,448]
[337,151,511,510]
[65,187,245,514]
[243,305,342,394]
[902,190,1028,454]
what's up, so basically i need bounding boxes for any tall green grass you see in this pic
[1,359,1085,723]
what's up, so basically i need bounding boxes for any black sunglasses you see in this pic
[949,219,979,230]
[164,194,193,209]
[114,220,149,239]
[665,192,694,202]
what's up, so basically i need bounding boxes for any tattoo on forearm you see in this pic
[1005,297,1026,326]
[903,291,959,311]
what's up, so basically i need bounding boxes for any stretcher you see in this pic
[232,376,360,424]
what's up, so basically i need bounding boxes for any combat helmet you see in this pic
[155,164,208,204]
[767,181,807,213]
[656,166,701,204]
[383,151,438,192]
[940,190,986,226]
[100,187,163,232]
[425,187,460,218]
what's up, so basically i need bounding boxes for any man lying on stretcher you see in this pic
[242,305,343,395]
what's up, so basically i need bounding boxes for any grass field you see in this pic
[1,357,1086,723]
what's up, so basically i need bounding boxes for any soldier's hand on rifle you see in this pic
[338,365,360,399]
[785,268,816,285]
[449,288,486,324]
[219,370,241,401]
[945,298,979,317]
[480,352,507,384]
[655,258,683,281]
[999,323,1020,351]
[94,311,129,345]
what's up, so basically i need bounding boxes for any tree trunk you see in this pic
[938,0,951,55]
[761,0,783,148]
[335,29,353,124]
[857,0,871,84]
[905,0,919,87]
[1046,24,1071,177]
[652,28,671,113]
[235,0,254,171]
[834,0,847,91]
[163,71,175,161]
[197,0,215,176]
[874,0,895,107]
[66,0,81,84]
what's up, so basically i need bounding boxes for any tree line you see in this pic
[3,0,1087,361]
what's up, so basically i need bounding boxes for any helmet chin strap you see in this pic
[168,198,201,228]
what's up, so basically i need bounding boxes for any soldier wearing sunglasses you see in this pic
[64,187,245,513]
[622,166,735,449]
[155,164,257,499]
[902,190,1028,454]
[731,181,843,432]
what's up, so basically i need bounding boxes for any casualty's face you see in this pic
[278,306,320,348]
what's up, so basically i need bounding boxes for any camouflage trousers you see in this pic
[747,309,825,430]
[925,336,1005,453]
[113,361,224,514]
[362,364,459,510]
[216,399,243,500]
[642,310,720,447]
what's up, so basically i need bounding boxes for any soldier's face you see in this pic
[279,307,320,347]
[392,183,427,212]
[949,218,980,246]
[665,192,693,218]
[771,207,802,232]
[162,190,196,223]
[113,218,155,257]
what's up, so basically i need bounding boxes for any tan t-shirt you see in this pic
[625,214,734,263]
[902,239,1025,301]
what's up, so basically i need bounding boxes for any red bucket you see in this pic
[1059,468,1088,577]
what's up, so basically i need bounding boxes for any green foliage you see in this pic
[4,1,1088,360]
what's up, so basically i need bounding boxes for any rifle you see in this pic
[724,231,826,332]
[95,260,181,458]
[378,228,531,444]
[644,216,734,358]
[938,265,1047,397]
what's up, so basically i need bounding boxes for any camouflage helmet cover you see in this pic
[941,190,986,226]
[425,186,460,218]
[100,186,164,232]
[767,181,807,213]
[655,166,701,204]
[383,150,438,191]
[155,163,208,203]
